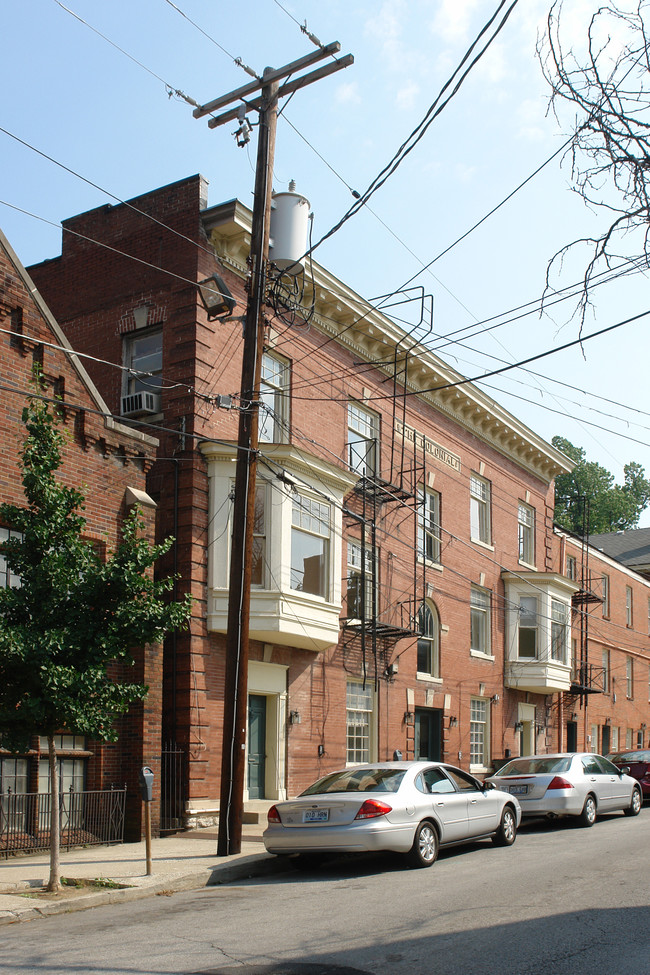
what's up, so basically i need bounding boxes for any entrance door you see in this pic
[566,721,578,752]
[601,724,611,755]
[247,695,267,799]
[414,709,442,761]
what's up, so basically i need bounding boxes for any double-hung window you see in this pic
[259,352,289,443]
[469,699,489,769]
[347,540,374,621]
[627,657,634,699]
[518,596,538,658]
[0,527,22,589]
[348,402,379,477]
[601,574,610,618]
[123,329,163,397]
[550,599,567,662]
[418,488,441,564]
[470,585,491,656]
[518,502,535,565]
[626,586,633,627]
[470,473,491,544]
[346,681,374,764]
[251,483,267,587]
[290,493,330,599]
[417,601,440,678]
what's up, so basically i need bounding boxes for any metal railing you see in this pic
[0,785,127,858]
[160,742,186,833]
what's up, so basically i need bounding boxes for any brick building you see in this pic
[0,227,160,838]
[26,174,650,828]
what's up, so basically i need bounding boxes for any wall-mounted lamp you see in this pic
[604,717,611,725]
[385,658,399,680]
[289,710,301,725]
[514,721,524,733]
[448,716,458,728]
[403,711,414,726]
[198,274,236,319]
[490,694,500,704]
[317,744,325,757]
[571,713,578,721]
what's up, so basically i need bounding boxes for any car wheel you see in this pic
[492,805,517,846]
[578,794,597,827]
[406,820,439,868]
[624,787,642,817]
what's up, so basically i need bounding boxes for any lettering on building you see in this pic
[395,420,461,473]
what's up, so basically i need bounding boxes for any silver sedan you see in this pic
[263,761,521,868]
[487,752,642,825]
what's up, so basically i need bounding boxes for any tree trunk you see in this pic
[46,735,60,892]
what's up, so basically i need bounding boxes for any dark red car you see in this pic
[607,750,650,802]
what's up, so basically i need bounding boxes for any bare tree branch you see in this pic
[539,1,650,328]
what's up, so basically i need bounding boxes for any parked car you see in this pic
[607,750,650,802]
[263,761,521,868]
[487,753,642,826]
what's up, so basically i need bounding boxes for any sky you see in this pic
[2,0,650,524]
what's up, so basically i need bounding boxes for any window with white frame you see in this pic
[469,698,489,769]
[601,648,610,693]
[290,493,331,599]
[550,599,568,662]
[611,725,619,751]
[470,473,491,544]
[418,487,441,564]
[417,601,440,678]
[566,554,577,581]
[470,585,491,656]
[123,328,163,397]
[518,596,538,658]
[590,725,599,753]
[346,681,374,764]
[251,483,267,587]
[627,656,634,698]
[259,352,289,443]
[347,402,379,477]
[0,527,22,589]
[601,574,610,618]
[518,502,535,565]
[346,540,374,620]
[647,596,650,636]
[626,586,633,627]
[626,728,633,749]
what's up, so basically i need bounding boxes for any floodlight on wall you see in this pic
[198,274,236,319]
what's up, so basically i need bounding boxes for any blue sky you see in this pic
[2,0,649,522]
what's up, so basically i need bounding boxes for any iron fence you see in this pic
[160,742,185,833]
[0,785,127,858]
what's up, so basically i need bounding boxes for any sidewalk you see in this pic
[0,824,287,925]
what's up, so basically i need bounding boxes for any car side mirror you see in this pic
[620,766,630,775]
[482,780,496,791]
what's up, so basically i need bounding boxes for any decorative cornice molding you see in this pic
[201,201,573,484]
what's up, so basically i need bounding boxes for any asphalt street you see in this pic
[1,809,649,975]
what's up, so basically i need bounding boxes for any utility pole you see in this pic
[194,43,353,856]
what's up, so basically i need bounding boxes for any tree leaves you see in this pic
[552,435,650,534]
[0,396,192,753]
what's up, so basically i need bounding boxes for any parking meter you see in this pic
[138,766,154,803]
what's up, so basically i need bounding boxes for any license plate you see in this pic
[303,809,329,823]
[509,785,528,796]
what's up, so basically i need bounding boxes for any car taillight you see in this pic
[546,776,574,791]
[354,799,392,820]
[267,805,281,824]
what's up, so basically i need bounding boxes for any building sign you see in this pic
[395,420,461,473]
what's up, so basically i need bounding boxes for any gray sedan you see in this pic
[263,761,521,868]
[487,752,642,825]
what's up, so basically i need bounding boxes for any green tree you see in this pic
[0,394,191,891]
[552,436,650,534]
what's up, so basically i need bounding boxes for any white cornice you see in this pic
[201,201,573,483]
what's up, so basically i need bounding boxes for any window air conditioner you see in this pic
[121,391,162,417]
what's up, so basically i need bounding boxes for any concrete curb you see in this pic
[0,852,291,925]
